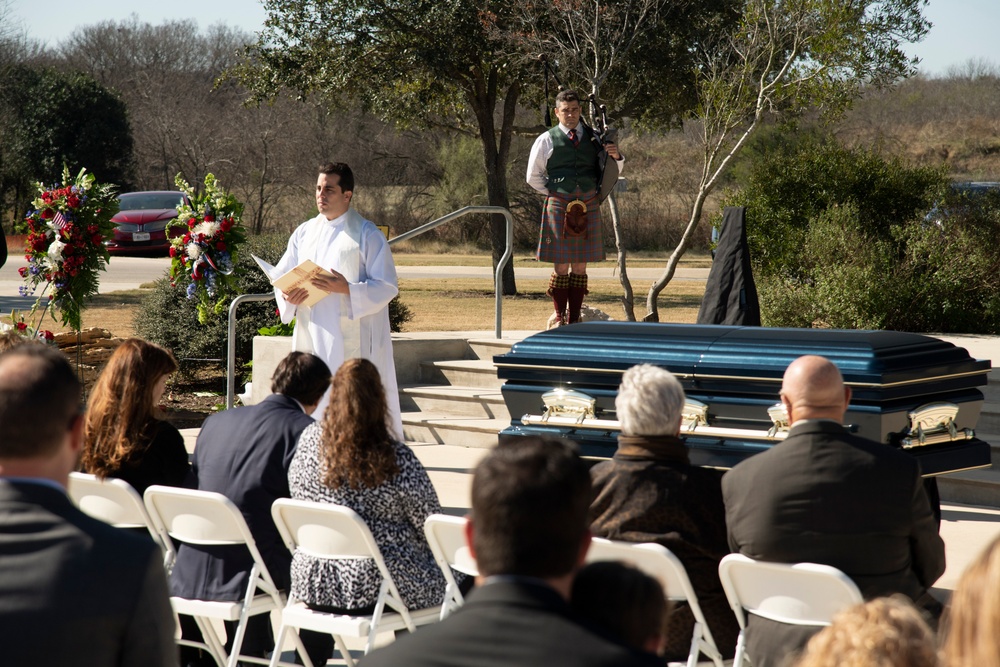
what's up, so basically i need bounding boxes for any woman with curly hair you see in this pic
[288,357,463,666]
[81,338,190,495]
[942,535,1000,667]
[795,596,938,667]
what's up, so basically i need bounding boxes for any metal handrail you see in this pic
[225,206,514,408]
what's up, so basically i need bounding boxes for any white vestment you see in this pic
[274,209,403,440]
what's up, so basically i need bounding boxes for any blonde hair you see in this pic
[795,597,937,667]
[942,535,1000,667]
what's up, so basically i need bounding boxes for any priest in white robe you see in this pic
[274,162,403,440]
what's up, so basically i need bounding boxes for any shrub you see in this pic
[136,232,414,370]
[725,136,1000,333]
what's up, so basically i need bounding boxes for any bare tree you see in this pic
[643,0,930,321]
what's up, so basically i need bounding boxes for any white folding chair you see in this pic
[423,514,478,619]
[587,537,726,667]
[144,486,301,667]
[718,554,864,667]
[67,472,175,571]
[269,498,442,667]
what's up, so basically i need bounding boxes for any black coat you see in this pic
[589,434,738,660]
[722,419,945,667]
[170,393,315,600]
[360,579,662,667]
[0,481,177,667]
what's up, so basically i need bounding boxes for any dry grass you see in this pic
[398,276,706,331]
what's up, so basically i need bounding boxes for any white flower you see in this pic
[194,221,219,238]
[177,211,192,223]
[47,239,66,264]
[186,243,202,260]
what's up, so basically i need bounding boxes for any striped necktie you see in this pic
[568,128,579,147]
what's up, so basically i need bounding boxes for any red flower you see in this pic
[215,241,226,251]
[188,219,196,229]
[204,214,215,222]
[169,246,177,257]
[40,209,53,220]
[17,267,27,277]
[66,194,80,208]
[91,234,103,244]
[43,331,54,341]
[15,322,26,331]
[220,218,233,232]
[31,238,47,252]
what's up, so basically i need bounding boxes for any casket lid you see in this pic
[495,322,989,388]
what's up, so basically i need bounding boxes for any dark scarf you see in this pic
[614,434,691,465]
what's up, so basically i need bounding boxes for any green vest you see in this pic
[545,125,599,194]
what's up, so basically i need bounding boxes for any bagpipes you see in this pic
[541,55,620,204]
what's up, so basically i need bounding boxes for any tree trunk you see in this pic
[607,192,635,321]
[644,186,709,321]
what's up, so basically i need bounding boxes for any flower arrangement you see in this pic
[168,173,246,324]
[0,310,55,344]
[18,167,119,332]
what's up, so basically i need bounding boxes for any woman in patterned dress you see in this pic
[288,357,463,665]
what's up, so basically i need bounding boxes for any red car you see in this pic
[106,191,190,255]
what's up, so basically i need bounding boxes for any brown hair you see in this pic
[82,338,177,478]
[571,560,670,654]
[795,597,937,667]
[942,535,1000,667]
[270,351,330,405]
[319,358,398,489]
[471,436,591,578]
[0,345,81,459]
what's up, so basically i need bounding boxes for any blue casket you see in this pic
[495,322,992,476]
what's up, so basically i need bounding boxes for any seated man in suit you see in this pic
[0,344,177,667]
[171,351,330,664]
[361,436,662,667]
[722,355,945,667]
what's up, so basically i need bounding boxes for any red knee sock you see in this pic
[568,273,588,323]
[547,273,570,324]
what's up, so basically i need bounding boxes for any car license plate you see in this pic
[132,232,150,242]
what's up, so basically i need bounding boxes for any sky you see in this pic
[6,0,1000,78]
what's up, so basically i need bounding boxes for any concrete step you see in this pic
[938,468,1000,507]
[402,413,507,449]
[468,337,517,362]
[420,359,501,389]
[400,385,510,420]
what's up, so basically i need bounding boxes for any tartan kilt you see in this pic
[537,190,606,264]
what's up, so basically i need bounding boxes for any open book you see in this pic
[253,254,334,308]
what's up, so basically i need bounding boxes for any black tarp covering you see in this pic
[697,206,761,326]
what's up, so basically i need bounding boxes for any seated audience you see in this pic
[289,358,460,666]
[942,534,1000,667]
[589,363,738,660]
[571,560,670,657]
[795,597,938,667]
[0,344,177,666]
[81,338,190,495]
[722,355,945,667]
[170,351,331,666]
[360,436,662,667]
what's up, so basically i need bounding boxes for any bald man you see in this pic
[721,355,945,667]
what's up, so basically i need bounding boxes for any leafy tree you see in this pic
[0,65,134,225]
[234,0,533,294]
[642,0,931,321]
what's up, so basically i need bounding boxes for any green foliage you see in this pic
[0,65,134,222]
[136,233,287,369]
[389,296,413,333]
[727,138,1000,333]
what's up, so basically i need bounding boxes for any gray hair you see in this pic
[615,364,685,436]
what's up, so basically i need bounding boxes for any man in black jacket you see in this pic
[0,344,177,667]
[722,355,945,667]
[361,437,661,667]
[171,351,330,664]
